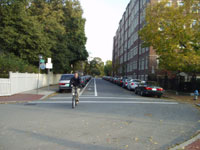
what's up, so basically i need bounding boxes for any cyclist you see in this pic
[70,72,81,104]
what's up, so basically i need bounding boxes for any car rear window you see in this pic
[132,79,141,82]
[60,75,74,80]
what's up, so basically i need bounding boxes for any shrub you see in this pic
[0,53,38,77]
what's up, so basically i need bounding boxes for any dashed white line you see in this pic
[94,78,98,97]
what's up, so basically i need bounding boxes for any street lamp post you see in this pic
[37,54,43,94]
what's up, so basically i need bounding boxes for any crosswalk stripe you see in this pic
[27,101,178,105]
[50,96,166,101]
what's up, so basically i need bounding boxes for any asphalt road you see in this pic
[0,78,200,150]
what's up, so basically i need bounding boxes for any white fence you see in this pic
[0,79,11,96]
[0,72,62,96]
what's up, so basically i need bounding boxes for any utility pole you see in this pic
[46,58,53,91]
[37,54,43,94]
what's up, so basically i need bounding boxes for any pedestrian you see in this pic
[194,89,199,100]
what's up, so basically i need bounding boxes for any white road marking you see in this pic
[28,101,178,105]
[80,78,92,96]
[50,96,167,101]
[94,78,98,97]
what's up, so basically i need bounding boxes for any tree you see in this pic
[0,0,88,74]
[0,0,51,65]
[63,0,88,67]
[139,0,200,73]
[89,57,104,76]
[104,60,112,76]
[30,0,71,73]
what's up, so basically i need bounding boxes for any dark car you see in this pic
[85,75,91,82]
[117,78,123,86]
[80,76,87,87]
[59,74,74,92]
[135,82,164,98]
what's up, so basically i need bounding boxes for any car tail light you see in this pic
[157,88,163,91]
[125,82,127,85]
[131,83,134,85]
[59,83,65,85]
[145,87,152,90]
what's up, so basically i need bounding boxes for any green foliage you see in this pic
[0,0,51,65]
[63,0,88,65]
[0,53,38,77]
[89,57,104,77]
[0,0,88,73]
[104,60,112,76]
[139,0,200,73]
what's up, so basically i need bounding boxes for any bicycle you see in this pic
[72,86,78,109]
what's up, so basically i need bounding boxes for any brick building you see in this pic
[112,0,183,81]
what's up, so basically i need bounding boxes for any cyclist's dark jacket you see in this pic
[70,77,81,87]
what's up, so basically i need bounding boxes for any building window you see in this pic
[142,58,145,70]
[145,56,149,70]
[145,75,148,81]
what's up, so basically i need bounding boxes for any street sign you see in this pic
[47,58,52,63]
[40,59,45,63]
[46,63,53,69]
[40,63,46,70]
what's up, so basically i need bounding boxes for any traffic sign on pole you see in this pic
[40,59,45,63]
[40,63,46,70]
[46,63,53,69]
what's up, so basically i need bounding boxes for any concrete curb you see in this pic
[39,92,58,101]
[196,103,200,107]
[169,132,200,150]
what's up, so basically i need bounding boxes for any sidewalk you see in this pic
[163,91,200,106]
[170,133,200,150]
[165,91,200,150]
[0,85,58,104]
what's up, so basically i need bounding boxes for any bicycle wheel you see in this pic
[72,96,75,108]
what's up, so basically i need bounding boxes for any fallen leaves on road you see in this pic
[106,138,111,144]
[144,113,153,117]
[125,145,129,149]
[135,137,139,142]
[149,136,158,145]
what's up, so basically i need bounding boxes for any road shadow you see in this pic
[10,128,117,150]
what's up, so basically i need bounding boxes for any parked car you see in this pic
[80,76,87,87]
[59,74,74,92]
[116,78,123,86]
[122,79,130,88]
[135,82,164,98]
[127,79,141,91]
[113,77,118,84]
[85,75,92,82]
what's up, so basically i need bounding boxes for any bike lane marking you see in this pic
[79,79,93,96]
[94,78,98,97]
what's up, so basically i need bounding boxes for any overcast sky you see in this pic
[79,0,130,62]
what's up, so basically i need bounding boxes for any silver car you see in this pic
[127,79,142,91]
[59,74,74,92]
